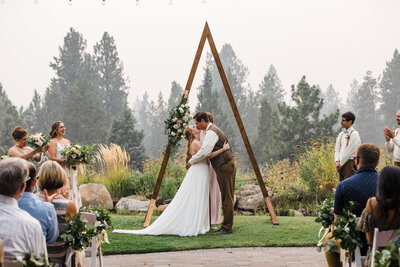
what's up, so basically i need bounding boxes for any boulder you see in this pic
[156,204,168,212]
[235,184,273,211]
[79,183,113,209]
[116,195,150,212]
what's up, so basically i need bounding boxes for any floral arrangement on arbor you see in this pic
[164,101,191,150]
[61,144,95,164]
[27,133,50,149]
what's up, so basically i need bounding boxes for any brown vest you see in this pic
[208,124,234,170]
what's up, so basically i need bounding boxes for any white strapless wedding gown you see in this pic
[113,159,210,236]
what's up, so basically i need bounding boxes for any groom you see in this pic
[188,111,237,235]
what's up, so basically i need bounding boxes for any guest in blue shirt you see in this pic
[334,143,380,256]
[18,162,58,244]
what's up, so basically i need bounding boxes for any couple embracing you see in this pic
[114,111,237,236]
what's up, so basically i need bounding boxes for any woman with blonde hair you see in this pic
[36,160,77,264]
[114,126,229,236]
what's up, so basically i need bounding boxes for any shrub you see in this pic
[297,137,337,201]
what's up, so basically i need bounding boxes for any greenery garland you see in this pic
[80,206,113,235]
[164,102,191,150]
[374,231,400,267]
[61,212,96,251]
[22,253,53,267]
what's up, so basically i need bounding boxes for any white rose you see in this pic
[177,120,182,124]
[177,129,181,133]
[36,140,43,147]
[183,123,187,127]
[179,108,184,113]
[173,124,179,129]
[171,132,176,136]
[76,145,82,149]
[185,104,189,108]
[172,117,178,122]
[71,154,77,159]
[183,116,188,121]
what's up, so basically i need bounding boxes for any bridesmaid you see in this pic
[200,112,222,229]
[48,121,82,208]
[8,126,47,161]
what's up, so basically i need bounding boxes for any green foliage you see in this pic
[255,98,274,164]
[315,197,334,229]
[61,212,96,251]
[380,49,400,122]
[26,133,50,149]
[168,81,183,110]
[375,244,400,267]
[297,137,337,200]
[257,64,284,108]
[273,76,339,161]
[80,206,114,235]
[61,144,95,164]
[164,102,191,151]
[22,252,53,267]
[330,201,363,254]
[108,104,146,170]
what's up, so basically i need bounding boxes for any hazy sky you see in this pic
[1,0,400,109]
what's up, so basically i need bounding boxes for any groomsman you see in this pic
[334,112,361,181]
[384,109,400,168]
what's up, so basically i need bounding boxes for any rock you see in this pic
[156,204,168,212]
[235,184,273,211]
[115,195,150,212]
[79,183,113,209]
[156,196,164,206]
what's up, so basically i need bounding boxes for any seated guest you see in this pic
[357,165,400,266]
[8,126,47,161]
[0,158,47,261]
[334,143,380,256]
[36,161,77,262]
[18,162,58,244]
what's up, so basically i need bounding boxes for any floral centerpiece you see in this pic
[27,133,50,149]
[164,101,191,150]
[61,144,95,165]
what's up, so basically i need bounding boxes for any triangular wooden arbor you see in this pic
[144,22,279,227]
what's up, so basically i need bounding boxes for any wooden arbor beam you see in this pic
[144,22,279,227]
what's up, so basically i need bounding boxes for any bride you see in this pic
[114,125,230,236]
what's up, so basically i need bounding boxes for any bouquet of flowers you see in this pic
[165,102,191,150]
[27,133,50,149]
[0,147,9,161]
[61,144,95,164]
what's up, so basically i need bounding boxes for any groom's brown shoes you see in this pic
[214,228,232,235]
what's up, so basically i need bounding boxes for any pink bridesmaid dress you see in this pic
[200,131,222,225]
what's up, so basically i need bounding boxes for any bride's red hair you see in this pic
[184,126,194,168]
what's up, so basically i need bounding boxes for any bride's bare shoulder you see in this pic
[191,140,202,151]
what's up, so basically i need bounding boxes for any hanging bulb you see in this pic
[102,0,106,5]
[202,0,206,3]
[135,0,139,5]
[68,0,72,6]
[34,0,38,4]
[169,0,172,5]
[1,0,5,4]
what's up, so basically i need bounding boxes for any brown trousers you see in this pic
[339,159,356,182]
[215,158,237,231]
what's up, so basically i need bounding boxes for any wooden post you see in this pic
[144,22,279,226]
[144,24,208,227]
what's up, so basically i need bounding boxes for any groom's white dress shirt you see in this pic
[189,123,219,165]
[386,128,400,163]
[334,126,361,166]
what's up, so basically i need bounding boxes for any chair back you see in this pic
[371,228,398,266]
[3,262,22,267]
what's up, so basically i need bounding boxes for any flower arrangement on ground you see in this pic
[61,144,95,164]
[165,102,191,150]
[27,133,50,149]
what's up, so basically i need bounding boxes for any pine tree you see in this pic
[380,49,400,122]
[109,104,146,170]
[0,83,23,148]
[351,71,379,143]
[23,90,46,134]
[274,76,338,160]
[62,78,108,144]
[167,81,183,110]
[147,92,168,157]
[94,32,128,126]
[255,98,274,164]
[50,28,88,94]
[257,65,284,108]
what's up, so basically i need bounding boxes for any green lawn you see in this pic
[102,215,321,255]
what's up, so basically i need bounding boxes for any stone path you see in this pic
[83,247,327,267]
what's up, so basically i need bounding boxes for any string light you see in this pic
[135,0,139,6]
[68,0,72,6]
[1,0,5,4]
[169,0,172,5]
[102,0,106,5]
[34,0,38,4]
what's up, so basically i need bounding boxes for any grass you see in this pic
[102,214,321,255]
